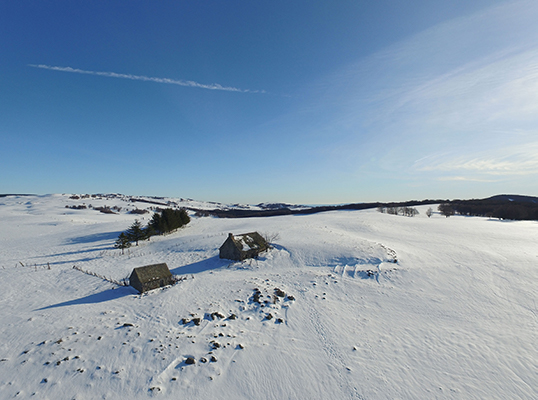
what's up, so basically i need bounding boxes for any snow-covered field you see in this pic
[0,194,537,399]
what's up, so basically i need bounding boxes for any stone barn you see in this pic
[219,232,268,261]
[129,263,174,293]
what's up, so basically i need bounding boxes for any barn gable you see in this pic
[129,263,174,293]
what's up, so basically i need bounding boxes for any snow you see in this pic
[0,194,537,399]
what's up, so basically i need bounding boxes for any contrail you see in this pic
[28,64,264,93]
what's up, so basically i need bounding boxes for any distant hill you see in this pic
[200,194,538,221]
[2,192,537,221]
[447,195,538,221]
[484,194,538,203]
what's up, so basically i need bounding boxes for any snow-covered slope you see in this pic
[0,195,537,399]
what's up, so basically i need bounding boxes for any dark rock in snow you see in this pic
[211,312,225,320]
[185,357,196,365]
[211,341,221,349]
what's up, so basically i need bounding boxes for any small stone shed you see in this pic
[129,263,174,293]
[219,232,268,261]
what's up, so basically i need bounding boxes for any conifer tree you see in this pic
[149,212,165,235]
[125,219,144,246]
[179,208,191,226]
[143,224,155,241]
[114,232,131,255]
[149,208,190,235]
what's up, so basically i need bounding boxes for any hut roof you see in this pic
[219,232,268,261]
[129,263,173,293]
[232,232,267,251]
[131,263,172,282]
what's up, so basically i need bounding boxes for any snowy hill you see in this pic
[0,194,537,399]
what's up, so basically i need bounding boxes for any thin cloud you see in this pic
[414,142,538,176]
[437,176,498,183]
[28,64,264,93]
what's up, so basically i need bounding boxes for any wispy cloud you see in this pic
[414,142,538,177]
[437,176,498,183]
[304,0,538,191]
[28,64,264,93]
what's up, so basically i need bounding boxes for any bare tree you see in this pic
[438,203,455,218]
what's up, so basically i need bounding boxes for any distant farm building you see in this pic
[219,232,268,261]
[129,263,174,293]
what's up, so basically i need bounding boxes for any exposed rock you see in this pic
[211,312,225,320]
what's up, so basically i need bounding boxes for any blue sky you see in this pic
[2,0,537,204]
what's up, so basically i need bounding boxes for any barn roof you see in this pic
[231,232,267,251]
[219,232,268,261]
[131,263,172,283]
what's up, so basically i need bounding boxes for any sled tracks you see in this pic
[308,307,366,400]
[331,243,398,282]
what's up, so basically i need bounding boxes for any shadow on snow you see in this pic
[36,286,137,310]
[171,255,230,275]
[66,231,122,245]
[36,256,232,310]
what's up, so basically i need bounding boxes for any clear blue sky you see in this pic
[2,0,537,204]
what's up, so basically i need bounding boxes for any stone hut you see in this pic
[219,232,268,261]
[129,263,174,293]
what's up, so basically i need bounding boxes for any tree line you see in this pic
[114,208,190,254]
[377,206,419,217]
[437,200,538,220]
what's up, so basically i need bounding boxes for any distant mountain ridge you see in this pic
[200,194,538,220]
[484,194,538,203]
[0,194,36,198]
[448,195,538,221]
[2,193,537,220]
